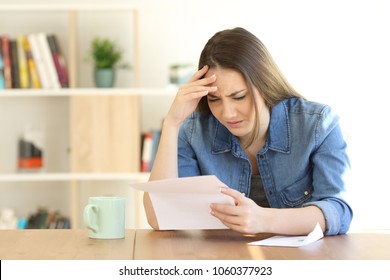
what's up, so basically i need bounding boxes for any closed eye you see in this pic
[207,95,220,102]
[207,89,247,102]
[233,95,246,101]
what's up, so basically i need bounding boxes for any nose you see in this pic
[221,101,237,119]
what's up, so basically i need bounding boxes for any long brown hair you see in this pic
[197,27,304,147]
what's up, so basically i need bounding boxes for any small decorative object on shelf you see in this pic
[17,125,44,173]
[25,207,70,229]
[0,208,18,229]
[89,37,130,88]
[169,63,193,86]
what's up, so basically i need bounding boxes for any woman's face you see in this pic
[205,67,267,144]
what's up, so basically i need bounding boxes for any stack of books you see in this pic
[0,33,68,90]
[25,207,71,229]
[141,130,161,172]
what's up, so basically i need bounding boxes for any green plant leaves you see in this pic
[91,38,123,69]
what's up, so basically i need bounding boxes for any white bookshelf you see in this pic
[0,88,177,97]
[0,2,170,229]
[0,172,150,182]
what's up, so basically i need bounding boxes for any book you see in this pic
[23,35,41,88]
[26,208,70,229]
[10,39,20,88]
[1,35,12,89]
[149,130,161,172]
[36,32,60,89]
[16,34,30,89]
[141,130,161,172]
[0,37,5,89]
[38,208,48,229]
[47,34,68,88]
[27,33,50,89]
[141,131,153,172]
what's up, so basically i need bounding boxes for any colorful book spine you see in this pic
[149,130,161,172]
[2,36,13,89]
[47,34,68,88]
[28,33,50,89]
[141,131,153,172]
[1,33,68,90]
[0,37,5,89]
[23,35,41,88]
[141,130,161,172]
[10,39,20,88]
[36,32,60,89]
[16,34,30,89]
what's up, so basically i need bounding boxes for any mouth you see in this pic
[226,120,243,128]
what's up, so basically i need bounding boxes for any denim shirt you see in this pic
[178,97,353,236]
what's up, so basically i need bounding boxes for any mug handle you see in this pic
[83,204,99,233]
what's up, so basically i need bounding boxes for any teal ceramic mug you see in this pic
[84,196,125,239]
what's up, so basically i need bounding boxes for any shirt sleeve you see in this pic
[303,105,353,235]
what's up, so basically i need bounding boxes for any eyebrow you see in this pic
[208,89,247,98]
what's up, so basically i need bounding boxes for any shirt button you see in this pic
[269,191,273,195]
[259,154,265,159]
[304,191,309,195]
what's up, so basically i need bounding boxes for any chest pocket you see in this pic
[279,172,313,207]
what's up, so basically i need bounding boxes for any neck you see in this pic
[240,106,270,152]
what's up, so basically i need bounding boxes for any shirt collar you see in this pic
[267,100,291,153]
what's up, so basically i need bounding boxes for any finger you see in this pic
[183,75,217,91]
[220,187,247,206]
[183,90,209,101]
[179,85,217,97]
[210,205,242,226]
[189,65,209,82]
[211,202,236,213]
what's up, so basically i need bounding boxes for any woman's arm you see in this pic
[143,66,217,229]
[210,187,326,235]
[148,65,217,180]
[143,122,180,229]
[148,122,180,180]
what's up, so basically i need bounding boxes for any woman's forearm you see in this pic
[144,121,181,229]
[143,193,159,229]
[262,206,326,235]
[143,66,217,229]
[148,121,180,181]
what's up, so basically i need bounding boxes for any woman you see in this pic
[144,27,352,236]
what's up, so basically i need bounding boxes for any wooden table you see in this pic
[133,229,390,260]
[0,229,135,260]
[1,229,390,260]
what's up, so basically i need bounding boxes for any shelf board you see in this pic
[0,2,138,12]
[0,88,177,97]
[0,172,150,182]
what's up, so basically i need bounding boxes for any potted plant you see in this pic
[89,37,129,88]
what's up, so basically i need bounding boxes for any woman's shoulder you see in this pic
[271,98,340,133]
[279,98,341,134]
[281,97,332,116]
